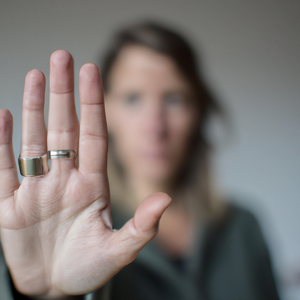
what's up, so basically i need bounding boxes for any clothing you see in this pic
[0,204,281,300]
[107,203,281,300]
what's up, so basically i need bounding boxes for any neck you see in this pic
[125,174,173,208]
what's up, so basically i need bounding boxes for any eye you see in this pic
[163,93,186,108]
[123,92,141,106]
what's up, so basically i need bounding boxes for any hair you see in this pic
[100,21,227,221]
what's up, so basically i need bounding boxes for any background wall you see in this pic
[0,1,299,299]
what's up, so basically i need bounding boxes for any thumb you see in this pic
[112,192,172,266]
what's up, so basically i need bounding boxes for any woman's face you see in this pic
[105,46,200,184]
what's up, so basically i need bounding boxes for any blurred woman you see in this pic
[99,22,281,300]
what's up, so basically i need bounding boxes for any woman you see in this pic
[0,22,280,299]
[100,22,281,300]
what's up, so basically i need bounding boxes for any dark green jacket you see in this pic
[0,204,281,300]
[109,204,281,300]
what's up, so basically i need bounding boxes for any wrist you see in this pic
[11,277,84,300]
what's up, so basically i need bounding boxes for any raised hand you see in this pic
[0,50,171,298]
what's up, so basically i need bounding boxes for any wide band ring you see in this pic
[48,150,77,159]
[18,150,77,177]
[18,153,49,177]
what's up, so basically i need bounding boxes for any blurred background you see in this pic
[0,1,299,299]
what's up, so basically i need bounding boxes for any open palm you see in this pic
[0,50,171,298]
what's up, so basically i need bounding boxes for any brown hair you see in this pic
[100,21,226,220]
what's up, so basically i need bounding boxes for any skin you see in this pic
[105,46,201,257]
[0,50,171,298]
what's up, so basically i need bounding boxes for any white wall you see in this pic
[0,1,299,299]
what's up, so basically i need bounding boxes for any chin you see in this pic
[137,166,176,183]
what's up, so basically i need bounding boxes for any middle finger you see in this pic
[47,50,79,171]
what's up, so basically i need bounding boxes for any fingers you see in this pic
[21,70,47,158]
[47,50,79,171]
[78,63,107,175]
[0,109,19,201]
[113,193,172,266]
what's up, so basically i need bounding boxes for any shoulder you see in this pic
[201,201,274,280]
[202,202,281,299]
[207,202,265,246]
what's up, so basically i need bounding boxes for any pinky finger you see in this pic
[0,109,19,202]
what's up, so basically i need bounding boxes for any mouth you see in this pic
[139,149,169,161]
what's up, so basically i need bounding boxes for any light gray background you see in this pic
[0,1,299,299]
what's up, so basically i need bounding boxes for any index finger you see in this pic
[78,63,108,175]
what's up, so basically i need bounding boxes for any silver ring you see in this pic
[48,150,77,159]
[18,150,77,177]
[18,153,49,177]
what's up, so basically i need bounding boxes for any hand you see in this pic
[0,50,171,298]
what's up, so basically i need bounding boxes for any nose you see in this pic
[142,97,167,139]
